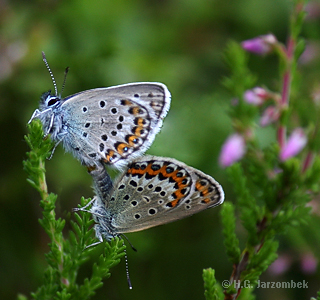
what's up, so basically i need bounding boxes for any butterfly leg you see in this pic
[47,139,62,160]
[28,107,52,124]
[28,109,41,124]
[84,224,104,249]
[73,198,106,219]
[84,240,103,249]
[47,131,67,160]
[73,197,96,213]
[44,113,55,136]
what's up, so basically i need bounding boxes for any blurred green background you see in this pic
[1,0,320,299]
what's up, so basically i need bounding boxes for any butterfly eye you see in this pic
[47,97,59,107]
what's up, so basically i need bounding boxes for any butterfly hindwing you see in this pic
[104,156,224,233]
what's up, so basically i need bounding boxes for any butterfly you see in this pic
[76,156,225,246]
[29,53,171,169]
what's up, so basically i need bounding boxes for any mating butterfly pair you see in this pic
[29,53,224,246]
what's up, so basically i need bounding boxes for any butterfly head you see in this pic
[39,90,62,110]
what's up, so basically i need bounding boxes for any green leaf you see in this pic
[75,238,125,299]
[203,268,223,300]
[227,164,260,246]
[221,202,241,264]
[24,121,125,299]
[245,239,278,284]
[237,287,255,300]
[222,41,257,97]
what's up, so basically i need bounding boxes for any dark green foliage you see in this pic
[205,1,320,299]
[23,122,125,299]
[222,42,257,98]
[221,202,241,264]
[222,42,258,126]
[23,121,54,197]
[203,268,223,300]
[7,0,320,299]
[237,288,256,300]
[227,164,261,246]
[244,239,279,284]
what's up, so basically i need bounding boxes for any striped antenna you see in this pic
[122,239,133,289]
[42,51,58,96]
[61,67,69,96]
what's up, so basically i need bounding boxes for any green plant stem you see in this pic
[23,121,124,299]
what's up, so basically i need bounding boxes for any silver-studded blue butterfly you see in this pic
[29,53,171,169]
[76,156,224,246]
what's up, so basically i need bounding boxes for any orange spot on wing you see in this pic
[131,107,141,115]
[122,99,132,105]
[169,199,179,208]
[104,150,115,162]
[201,198,211,204]
[116,143,130,155]
[173,190,185,200]
[128,162,169,177]
[136,117,145,126]
[144,162,163,176]
[127,135,138,146]
[170,171,180,182]
[133,126,144,136]
[201,188,210,196]
[196,180,208,192]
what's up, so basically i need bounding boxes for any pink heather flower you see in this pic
[311,86,320,107]
[243,87,268,105]
[307,200,320,215]
[219,134,246,167]
[269,255,291,275]
[279,128,307,161]
[301,253,318,275]
[299,42,320,65]
[241,34,277,55]
[305,2,320,20]
[260,106,280,127]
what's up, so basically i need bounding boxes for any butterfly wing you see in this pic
[106,156,224,234]
[61,83,171,168]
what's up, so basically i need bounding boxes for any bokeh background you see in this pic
[1,0,320,299]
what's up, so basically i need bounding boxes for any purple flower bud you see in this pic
[301,253,317,275]
[219,134,246,167]
[311,87,320,106]
[241,34,277,55]
[299,42,320,65]
[260,106,280,126]
[244,87,268,105]
[305,2,320,20]
[279,128,307,161]
[269,255,291,275]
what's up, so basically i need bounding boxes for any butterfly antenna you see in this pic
[121,238,133,289]
[121,234,137,252]
[60,66,69,96]
[42,51,58,96]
